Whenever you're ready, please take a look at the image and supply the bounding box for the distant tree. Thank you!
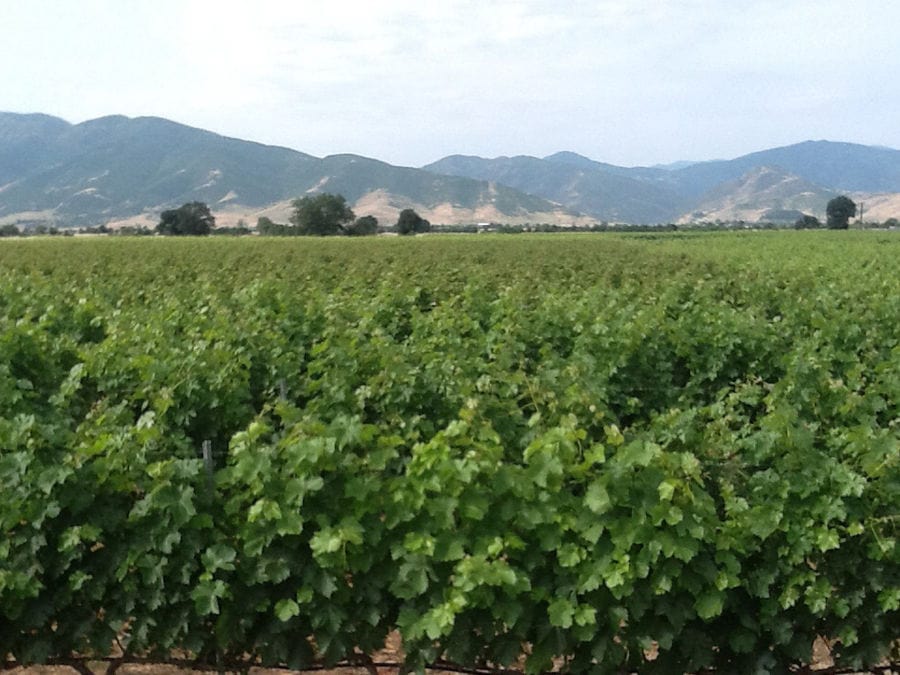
[347,215,379,236]
[115,225,152,236]
[794,214,821,229]
[290,193,355,235]
[884,217,899,228]
[210,225,252,236]
[256,216,278,235]
[257,216,302,236]
[157,201,214,235]
[0,224,20,237]
[396,208,430,235]
[825,196,856,230]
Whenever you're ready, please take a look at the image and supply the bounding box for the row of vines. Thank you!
[0,233,897,673]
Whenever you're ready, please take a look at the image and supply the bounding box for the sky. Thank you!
[2,0,899,168]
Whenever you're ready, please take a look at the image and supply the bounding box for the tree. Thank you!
[825,196,856,230]
[794,214,821,230]
[396,208,430,235]
[256,216,283,235]
[157,201,214,235]
[347,215,379,236]
[290,193,355,235]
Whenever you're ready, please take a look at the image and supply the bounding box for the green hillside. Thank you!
[426,141,900,224]
[0,114,570,227]
[3,111,900,227]
[424,154,685,224]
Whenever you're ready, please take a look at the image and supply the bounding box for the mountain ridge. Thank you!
[426,140,900,223]
[423,153,685,223]
[0,112,576,228]
[678,166,837,224]
[1,112,899,227]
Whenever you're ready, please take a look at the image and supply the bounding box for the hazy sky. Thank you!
[3,1,898,167]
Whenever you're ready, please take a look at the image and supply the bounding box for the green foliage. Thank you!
[794,214,821,229]
[396,208,430,235]
[210,225,251,237]
[256,216,277,233]
[0,233,897,673]
[256,216,299,236]
[347,215,379,236]
[826,195,857,229]
[156,201,215,235]
[289,193,355,236]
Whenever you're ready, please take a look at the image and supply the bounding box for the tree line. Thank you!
[794,195,858,230]
[1,194,881,237]
[153,193,861,236]
[154,194,430,236]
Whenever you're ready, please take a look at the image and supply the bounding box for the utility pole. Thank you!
[859,202,864,224]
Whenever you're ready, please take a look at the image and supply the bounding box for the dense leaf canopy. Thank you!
[289,193,355,235]
[396,208,430,235]
[347,214,379,236]
[826,195,857,229]
[156,201,215,235]
[0,233,897,674]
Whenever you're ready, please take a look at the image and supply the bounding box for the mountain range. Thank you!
[0,113,574,228]
[1,112,899,228]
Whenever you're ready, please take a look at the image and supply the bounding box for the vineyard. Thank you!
[0,232,897,674]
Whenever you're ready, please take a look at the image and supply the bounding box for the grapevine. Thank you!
[0,233,897,674]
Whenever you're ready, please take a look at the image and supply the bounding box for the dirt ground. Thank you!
[6,632,440,675]
[0,635,866,674]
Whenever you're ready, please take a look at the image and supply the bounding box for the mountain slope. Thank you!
[424,154,684,224]
[427,141,900,224]
[3,112,899,227]
[0,113,575,227]
[680,166,836,223]
[0,112,72,184]
[670,140,900,197]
